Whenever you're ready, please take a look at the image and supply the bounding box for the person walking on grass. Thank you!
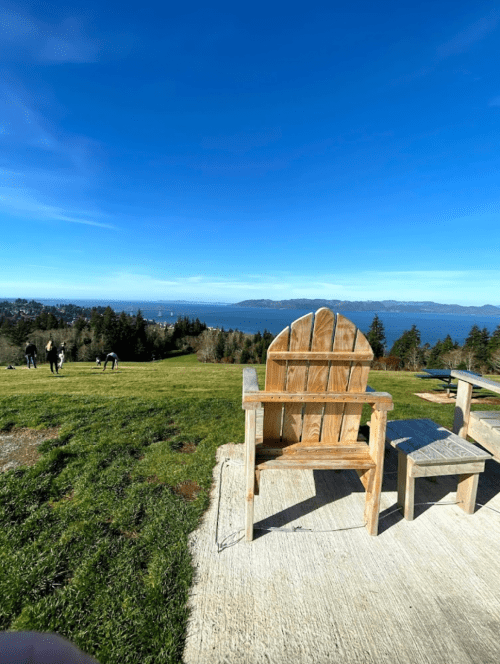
[45,339,59,375]
[25,341,37,369]
[102,352,119,371]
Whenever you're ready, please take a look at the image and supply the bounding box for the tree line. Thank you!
[1,305,499,374]
[0,306,274,366]
[366,314,500,374]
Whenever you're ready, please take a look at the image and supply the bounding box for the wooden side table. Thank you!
[385,419,492,520]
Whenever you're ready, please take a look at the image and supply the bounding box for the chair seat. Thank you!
[256,442,375,470]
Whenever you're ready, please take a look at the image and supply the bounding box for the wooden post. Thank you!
[245,409,257,542]
[453,380,473,438]
[365,407,387,535]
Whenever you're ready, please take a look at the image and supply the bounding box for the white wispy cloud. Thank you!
[0,187,117,229]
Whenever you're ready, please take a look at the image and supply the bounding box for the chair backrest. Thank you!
[262,308,374,445]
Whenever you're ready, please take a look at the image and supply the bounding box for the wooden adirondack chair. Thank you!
[242,308,393,541]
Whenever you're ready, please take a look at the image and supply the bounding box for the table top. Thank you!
[417,369,481,380]
[386,418,492,465]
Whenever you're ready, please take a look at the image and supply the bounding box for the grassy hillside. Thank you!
[0,357,498,663]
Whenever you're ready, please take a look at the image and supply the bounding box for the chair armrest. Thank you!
[451,371,500,396]
[242,367,261,410]
[242,390,393,411]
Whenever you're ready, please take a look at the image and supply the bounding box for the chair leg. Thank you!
[364,467,383,536]
[365,408,387,536]
[244,409,257,542]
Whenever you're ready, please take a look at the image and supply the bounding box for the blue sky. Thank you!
[1,0,499,305]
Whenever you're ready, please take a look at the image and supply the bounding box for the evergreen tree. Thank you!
[478,327,490,366]
[46,312,59,329]
[389,325,421,366]
[102,306,119,350]
[441,334,457,353]
[6,319,32,345]
[73,317,87,333]
[90,308,104,336]
[366,315,386,358]
[215,331,225,361]
[240,348,250,364]
[464,324,489,368]
[426,340,444,369]
[464,325,482,350]
[489,325,500,354]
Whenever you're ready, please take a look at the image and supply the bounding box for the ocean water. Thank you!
[37,299,500,349]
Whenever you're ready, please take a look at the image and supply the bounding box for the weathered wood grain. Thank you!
[341,326,373,443]
[386,419,490,465]
[451,371,500,394]
[301,308,334,443]
[386,418,491,521]
[263,324,289,442]
[244,408,257,541]
[322,314,356,443]
[468,412,500,459]
[267,351,373,361]
[244,390,393,406]
[282,313,313,443]
[364,407,387,534]
[242,367,261,409]
[453,379,473,438]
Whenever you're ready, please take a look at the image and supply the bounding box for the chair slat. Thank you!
[263,325,289,442]
[341,328,373,441]
[282,313,313,443]
[322,314,356,442]
[301,308,335,443]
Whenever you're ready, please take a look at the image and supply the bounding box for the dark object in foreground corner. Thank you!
[0,631,100,664]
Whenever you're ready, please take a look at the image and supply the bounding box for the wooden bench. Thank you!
[385,419,492,520]
[451,371,500,462]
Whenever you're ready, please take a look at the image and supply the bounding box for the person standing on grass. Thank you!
[45,339,59,375]
[102,351,119,371]
[58,341,66,370]
[25,341,37,369]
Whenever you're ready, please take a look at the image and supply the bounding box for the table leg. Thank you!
[457,473,479,514]
[397,452,415,520]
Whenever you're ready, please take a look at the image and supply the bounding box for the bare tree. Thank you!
[462,348,476,371]
[440,349,463,370]
[490,349,500,375]
[406,346,422,371]
[196,328,219,363]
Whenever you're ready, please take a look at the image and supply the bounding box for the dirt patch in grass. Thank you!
[146,474,165,485]
[0,427,61,474]
[172,480,201,501]
[174,441,197,453]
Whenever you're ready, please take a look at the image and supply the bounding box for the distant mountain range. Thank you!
[233,299,500,316]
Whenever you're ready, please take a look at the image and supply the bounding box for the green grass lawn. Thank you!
[1,358,499,663]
